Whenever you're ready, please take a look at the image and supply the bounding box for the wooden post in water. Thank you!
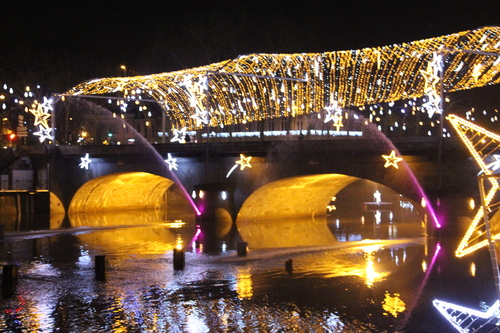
[95,255,106,281]
[173,249,185,270]
[237,242,248,257]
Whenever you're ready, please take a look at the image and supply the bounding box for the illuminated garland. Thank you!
[433,299,500,332]
[67,26,500,132]
[448,114,500,257]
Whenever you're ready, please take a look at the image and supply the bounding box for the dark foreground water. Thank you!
[0,218,498,332]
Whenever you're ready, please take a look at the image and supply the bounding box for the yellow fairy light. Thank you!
[448,114,500,257]
[65,27,500,131]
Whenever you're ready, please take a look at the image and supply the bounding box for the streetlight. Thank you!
[120,65,126,77]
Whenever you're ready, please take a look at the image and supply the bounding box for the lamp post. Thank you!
[120,65,126,77]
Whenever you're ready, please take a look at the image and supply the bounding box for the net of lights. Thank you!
[67,26,500,136]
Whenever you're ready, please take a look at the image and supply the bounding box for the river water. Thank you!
[0,211,497,332]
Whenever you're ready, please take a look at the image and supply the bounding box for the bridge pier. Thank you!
[193,182,235,253]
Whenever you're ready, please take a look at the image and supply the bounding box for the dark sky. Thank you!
[1,0,499,94]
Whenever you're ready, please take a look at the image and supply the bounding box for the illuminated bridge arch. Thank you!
[68,172,195,227]
[236,174,425,249]
[67,26,500,130]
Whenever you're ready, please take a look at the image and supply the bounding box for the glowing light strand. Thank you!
[448,114,500,257]
[66,27,500,131]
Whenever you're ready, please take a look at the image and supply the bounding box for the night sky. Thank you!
[1,0,500,101]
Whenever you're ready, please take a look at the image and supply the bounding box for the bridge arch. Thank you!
[68,172,196,227]
[236,174,424,248]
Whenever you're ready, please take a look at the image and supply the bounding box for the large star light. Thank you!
[170,127,187,143]
[79,153,92,170]
[29,103,51,129]
[448,114,500,257]
[382,150,403,169]
[226,154,253,178]
[33,126,53,143]
[165,153,178,171]
[420,52,442,117]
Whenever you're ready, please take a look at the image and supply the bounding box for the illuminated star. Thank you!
[448,114,500,257]
[40,96,53,113]
[382,150,403,169]
[421,94,441,118]
[165,153,178,171]
[235,154,252,170]
[191,110,209,127]
[33,126,53,143]
[79,153,92,170]
[29,103,51,129]
[170,127,187,143]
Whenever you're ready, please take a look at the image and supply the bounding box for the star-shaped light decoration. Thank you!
[165,153,178,171]
[235,154,252,170]
[33,126,53,143]
[226,154,253,178]
[170,127,187,143]
[29,103,51,129]
[420,52,442,117]
[324,103,344,131]
[191,109,209,127]
[448,114,500,257]
[40,96,53,113]
[382,150,403,169]
[79,153,92,170]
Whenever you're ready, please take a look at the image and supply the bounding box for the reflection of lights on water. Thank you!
[469,197,475,210]
[235,268,253,299]
[360,244,382,287]
[400,201,414,210]
[165,220,185,228]
[186,311,210,333]
[388,224,397,239]
[77,247,91,268]
[336,219,340,228]
[422,260,427,272]
[375,210,381,224]
[382,292,406,317]
[421,198,427,208]
[389,212,393,221]
[176,235,183,250]
[470,262,476,276]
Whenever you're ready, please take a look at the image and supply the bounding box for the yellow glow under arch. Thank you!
[236,174,359,248]
[69,172,174,213]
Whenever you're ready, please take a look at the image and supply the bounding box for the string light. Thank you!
[66,27,500,133]
[448,114,500,257]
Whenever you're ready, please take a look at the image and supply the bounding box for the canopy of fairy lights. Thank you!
[67,26,500,130]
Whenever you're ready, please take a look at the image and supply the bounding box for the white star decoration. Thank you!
[420,52,442,117]
[171,127,187,143]
[79,153,92,170]
[33,126,53,143]
[165,153,178,171]
[382,150,403,169]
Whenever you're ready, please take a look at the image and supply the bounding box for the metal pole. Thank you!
[438,53,445,192]
[478,174,500,298]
